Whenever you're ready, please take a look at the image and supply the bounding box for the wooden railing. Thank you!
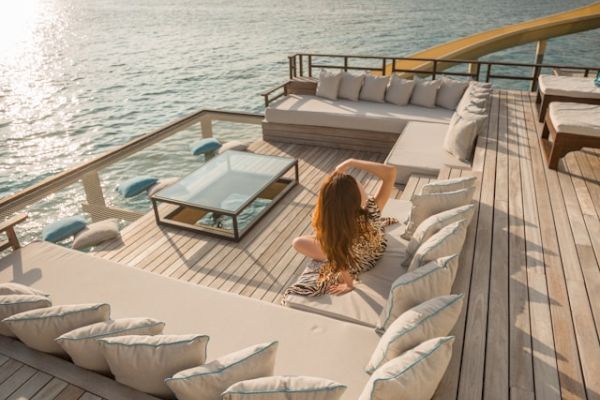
[0,110,263,224]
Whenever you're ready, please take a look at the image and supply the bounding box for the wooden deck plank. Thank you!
[5,371,52,400]
[0,365,36,400]
[30,378,69,400]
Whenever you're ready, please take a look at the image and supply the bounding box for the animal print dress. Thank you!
[283,197,397,300]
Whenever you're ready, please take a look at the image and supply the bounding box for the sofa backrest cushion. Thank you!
[360,75,389,103]
[410,77,442,108]
[316,70,343,100]
[338,72,364,101]
[407,220,468,272]
[385,75,415,106]
[436,77,469,110]
[444,112,485,161]
[222,376,347,400]
[0,295,52,337]
[420,176,476,195]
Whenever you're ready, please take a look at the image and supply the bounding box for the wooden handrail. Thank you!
[0,213,27,252]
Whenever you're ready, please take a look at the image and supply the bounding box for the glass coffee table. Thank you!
[150,150,299,241]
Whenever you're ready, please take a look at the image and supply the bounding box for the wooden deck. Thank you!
[70,89,600,400]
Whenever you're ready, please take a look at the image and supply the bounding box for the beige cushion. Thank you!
[56,317,165,373]
[410,78,442,108]
[359,336,454,400]
[99,334,209,399]
[367,294,463,374]
[72,219,120,250]
[408,220,468,272]
[3,303,110,355]
[436,78,469,110]
[266,95,453,134]
[0,283,48,297]
[548,102,600,137]
[407,204,476,259]
[385,76,415,106]
[359,75,389,103]
[538,74,600,99]
[443,112,482,161]
[377,255,457,332]
[0,295,52,337]
[166,341,278,400]
[403,186,475,239]
[315,70,342,101]
[222,376,347,400]
[147,177,180,197]
[338,72,364,101]
[420,176,476,195]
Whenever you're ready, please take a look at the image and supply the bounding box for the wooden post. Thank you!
[531,40,547,91]
[81,171,106,222]
[468,62,479,79]
[201,118,213,138]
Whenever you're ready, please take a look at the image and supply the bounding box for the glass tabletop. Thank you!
[153,150,296,213]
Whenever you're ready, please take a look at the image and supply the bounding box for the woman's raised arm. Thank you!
[335,159,396,210]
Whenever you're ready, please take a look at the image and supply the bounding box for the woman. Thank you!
[285,158,397,297]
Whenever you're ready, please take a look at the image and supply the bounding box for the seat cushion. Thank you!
[548,102,600,138]
[538,75,600,99]
[385,122,471,184]
[222,376,347,400]
[266,95,454,134]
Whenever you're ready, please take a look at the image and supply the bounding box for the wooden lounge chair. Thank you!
[541,102,600,169]
[536,74,600,122]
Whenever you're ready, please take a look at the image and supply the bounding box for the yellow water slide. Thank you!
[392,1,600,73]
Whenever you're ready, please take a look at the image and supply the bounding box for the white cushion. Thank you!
[385,122,471,184]
[166,341,278,400]
[0,295,52,337]
[0,283,48,297]
[359,75,389,103]
[367,294,463,373]
[266,95,454,134]
[548,102,600,137]
[99,334,209,399]
[407,204,476,260]
[377,255,457,332]
[72,219,120,250]
[315,70,342,101]
[222,376,347,400]
[147,177,180,196]
[443,112,482,161]
[338,72,364,101]
[538,74,600,99]
[385,75,415,106]
[420,176,476,195]
[410,78,442,108]
[56,317,165,373]
[359,336,454,400]
[408,220,468,272]
[436,78,469,110]
[403,187,475,239]
[3,303,110,355]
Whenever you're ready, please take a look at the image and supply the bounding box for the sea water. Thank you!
[1,0,599,243]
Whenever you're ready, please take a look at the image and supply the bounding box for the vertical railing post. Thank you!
[530,40,547,91]
[344,56,348,72]
[382,58,387,75]
[288,56,293,79]
[432,60,437,80]
[468,62,479,80]
[308,55,313,77]
[299,55,303,77]
[391,58,396,74]
[486,63,492,82]
[201,117,213,138]
[81,171,106,222]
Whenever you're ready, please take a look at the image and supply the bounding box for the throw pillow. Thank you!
[407,220,468,272]
[338,72,364,101]
[0,295,52,337]
[222,376,347,400]
[166,342,278,400]
[72,218,120,250]
[315,70,342,100]
[3,303,110,355]
[410,77,442,108]
[367,294,463,373]
[385,75,415,105]
[359,337,454,400]
[56,317,165,373]
[359,75,389,103]
[436,77,469,110]
[377,255,457,333]
[99,334,209,399]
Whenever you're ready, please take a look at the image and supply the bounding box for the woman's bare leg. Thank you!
[292,235,327,261]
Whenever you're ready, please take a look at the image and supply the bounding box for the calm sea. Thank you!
[1,0,599,242]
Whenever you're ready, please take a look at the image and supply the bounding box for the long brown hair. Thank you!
[313,172,369,276]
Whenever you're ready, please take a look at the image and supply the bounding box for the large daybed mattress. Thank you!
[265,94,454,133]
[0,241,380,399]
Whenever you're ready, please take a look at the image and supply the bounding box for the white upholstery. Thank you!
[385,122,471,184]
[0,242,381,399]
[538,75,600,99]
[315,70,342,100]
[266,95,454,134]
[548,102,600,138]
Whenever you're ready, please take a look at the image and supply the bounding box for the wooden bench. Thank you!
[540,102,600,169]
